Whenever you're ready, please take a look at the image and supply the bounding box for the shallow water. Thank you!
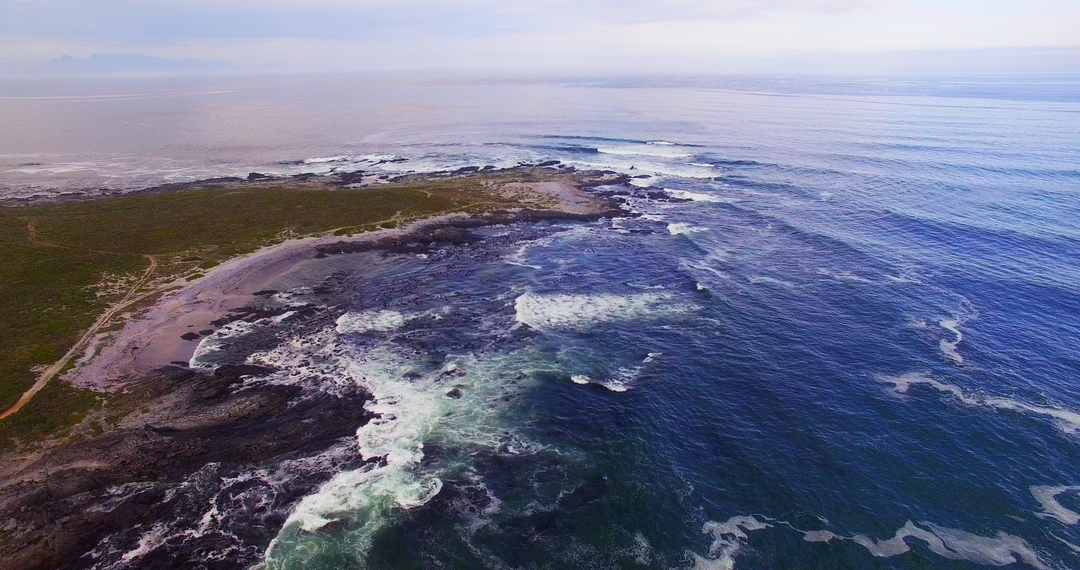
[5,74,1080,569]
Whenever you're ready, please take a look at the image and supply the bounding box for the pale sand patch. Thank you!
[72,213,470,390]
[70,176,615,391]
[498,181,606,215]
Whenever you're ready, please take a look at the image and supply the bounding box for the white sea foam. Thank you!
[601,380,629,392]
[886,274,923,284]
[504,243,543,270]
[748,275,797,289]
[360,153,400,162]
[817,268,873,284]
[695,514,1050,570]
[188,321,255,371]
[513,291,693,331]
[597,146,691,158]
[878,372,1080,434]
[563,158,718,183]
[1031,485,1080,524]
[693,515,771,570]
[265,341,548,567]
[666,188,727,203]
[643,352,662,363]
[668,223,708,236]
[503,226,593,269]
[802,530,837,542]
[939,318,965,363]
[121,523,170,561]
[335,310,408,334]
[569,373,629,392]
[846,521,1049,570]
[302,155,350,164]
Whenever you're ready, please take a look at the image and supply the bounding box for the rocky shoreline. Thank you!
[0,365,375,570]
[0,165,638,569]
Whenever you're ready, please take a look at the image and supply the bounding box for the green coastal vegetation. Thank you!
[0,173,532,449]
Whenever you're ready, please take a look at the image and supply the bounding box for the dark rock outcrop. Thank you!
[0,366,373,570]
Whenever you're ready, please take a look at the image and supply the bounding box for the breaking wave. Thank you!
[513,291,694,331]
[666,188,727,203]
[335,310,409,334]
[261,334,548,568]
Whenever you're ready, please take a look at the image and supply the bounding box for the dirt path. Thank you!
[0,225,159,422]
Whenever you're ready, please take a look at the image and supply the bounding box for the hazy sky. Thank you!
[1,0,1079,73]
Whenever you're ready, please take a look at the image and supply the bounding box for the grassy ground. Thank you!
[0,174,522,448]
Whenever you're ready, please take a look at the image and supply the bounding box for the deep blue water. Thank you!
[4,74,1080,569]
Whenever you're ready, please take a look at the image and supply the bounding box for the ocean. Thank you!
[3,73,1080,569]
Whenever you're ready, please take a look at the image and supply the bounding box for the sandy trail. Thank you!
[0,252,157,421]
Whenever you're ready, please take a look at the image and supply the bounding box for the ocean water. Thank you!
[3,74,1080,569]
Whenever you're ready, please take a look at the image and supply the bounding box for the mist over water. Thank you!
[5,74,1080,569]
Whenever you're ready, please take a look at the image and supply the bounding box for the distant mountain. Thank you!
[41,54,235,76]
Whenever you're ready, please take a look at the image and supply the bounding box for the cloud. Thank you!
[0,0,1078,72]
[0,0,900,42]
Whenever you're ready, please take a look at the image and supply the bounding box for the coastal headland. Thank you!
[0,164,631,569]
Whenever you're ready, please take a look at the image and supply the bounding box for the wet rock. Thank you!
[180,332,200,341]
[0,366,374,570]
[213,364,275,379]
[446,388,463,399]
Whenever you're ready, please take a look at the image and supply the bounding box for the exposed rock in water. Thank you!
[0,366,373,570]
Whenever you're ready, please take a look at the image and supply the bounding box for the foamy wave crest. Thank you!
[335,310,408,334]
[188,321,255,371]
[302,155,351,164]
[666,188,727,203]
[265,342,547,567]
[668,223,708,236]
[272,347,449,541]
[597,145,691,158]
[1031,486,1080,525]
[514,291,694,331]
[879,373,1080,434]
[568,374,628,392]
